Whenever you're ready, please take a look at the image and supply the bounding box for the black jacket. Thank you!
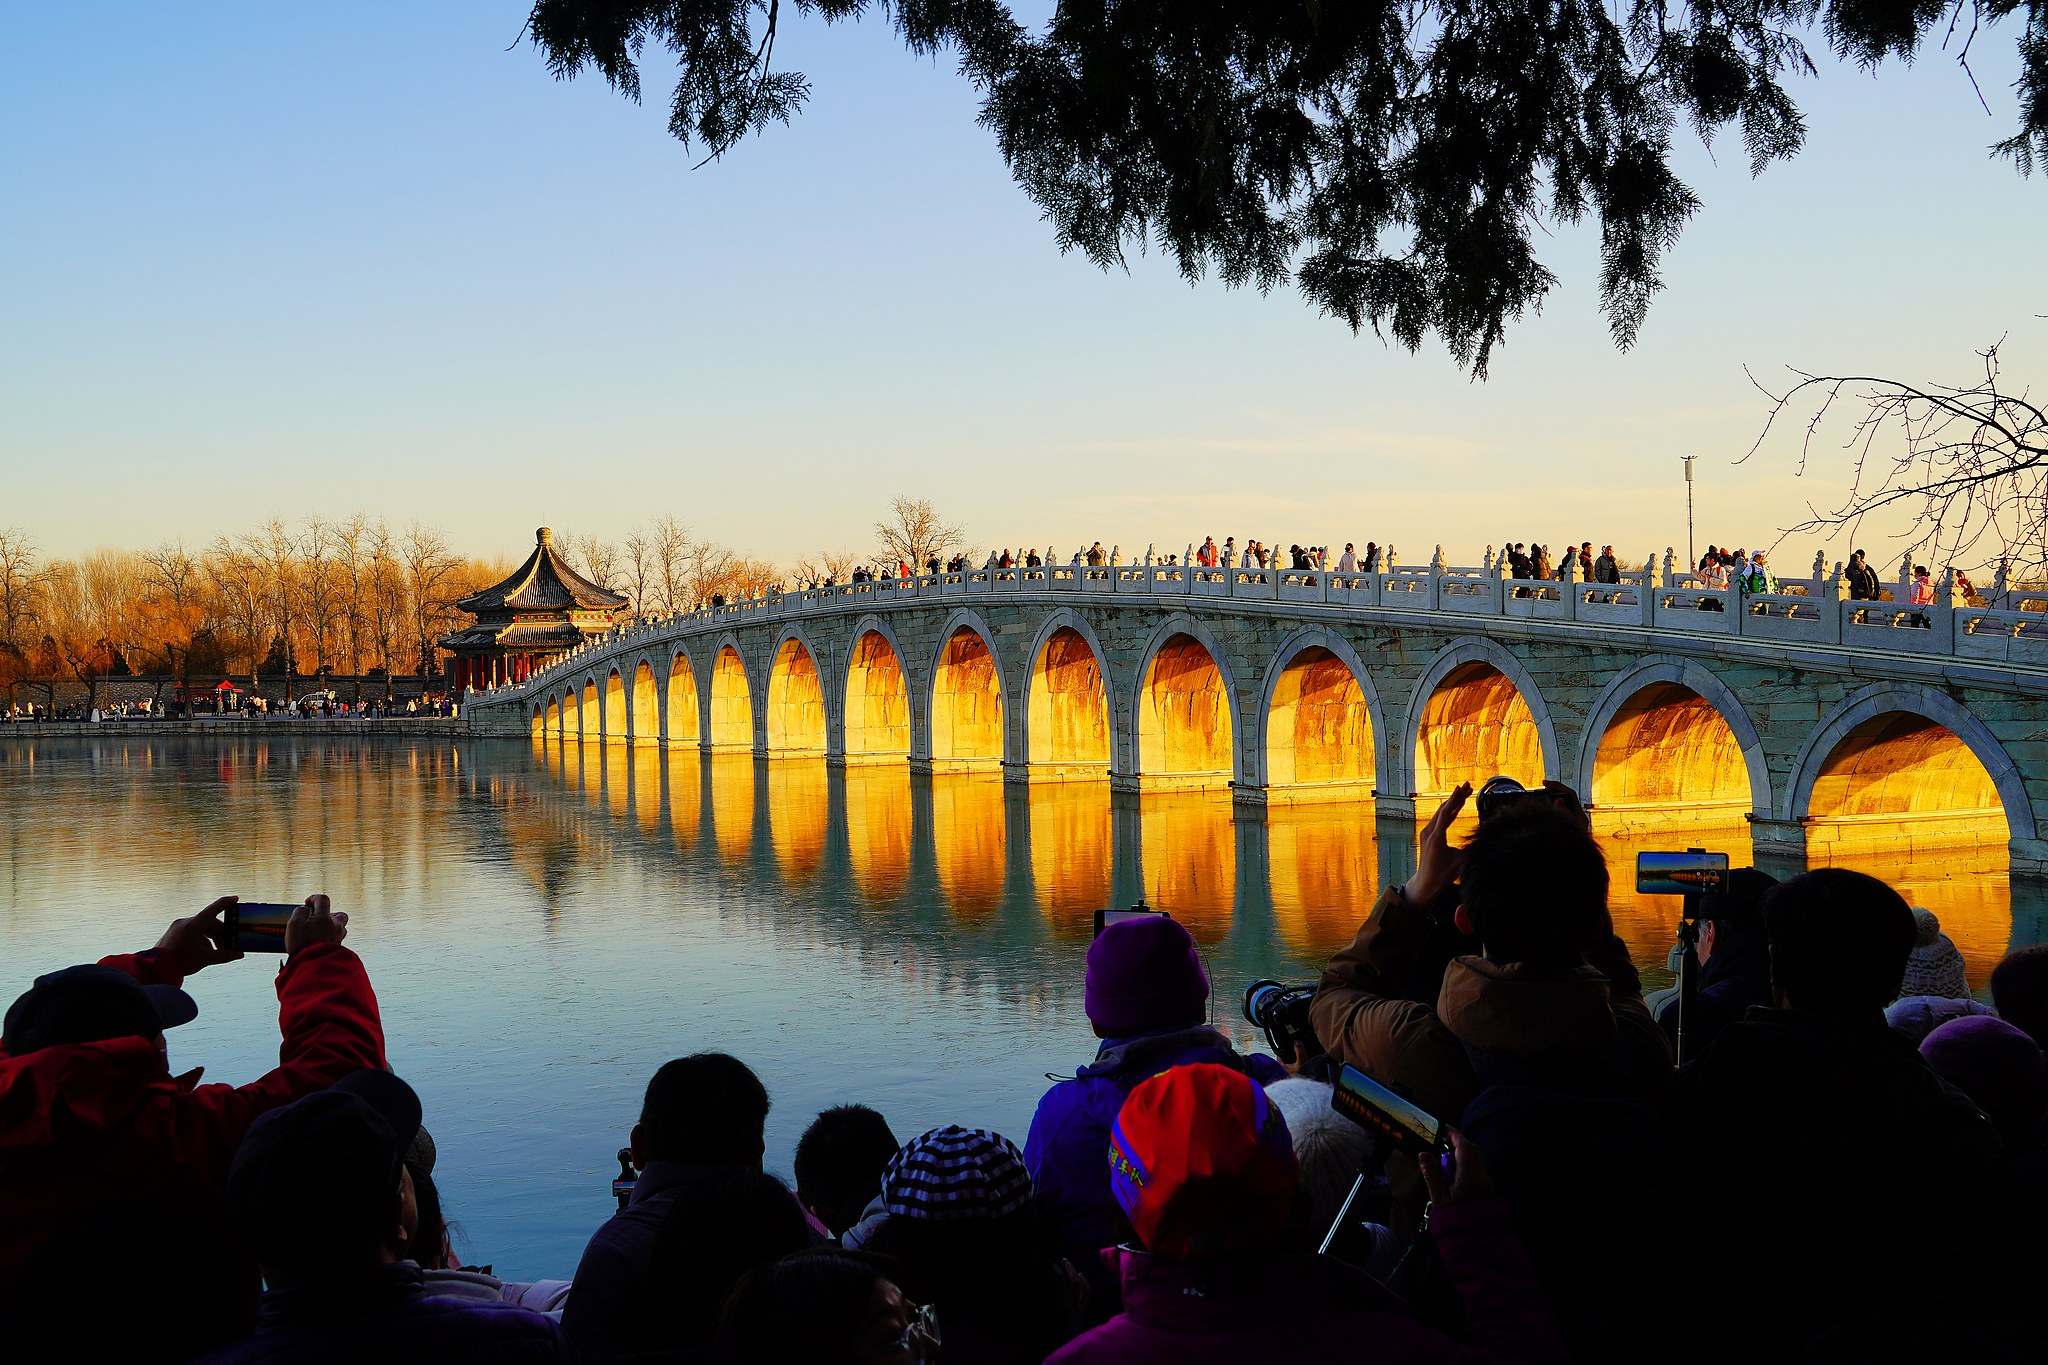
[1653,917,1772,1055]
[1668,1009,2013,1362]
[563,1160,729,1362]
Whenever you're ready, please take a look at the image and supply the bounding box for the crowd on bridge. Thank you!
[5,783,2047,1364]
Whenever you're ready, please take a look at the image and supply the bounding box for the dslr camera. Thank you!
[1242,979,1324,1061]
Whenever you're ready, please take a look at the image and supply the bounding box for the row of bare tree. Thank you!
[0,518,505,712]
[0,498,975,711]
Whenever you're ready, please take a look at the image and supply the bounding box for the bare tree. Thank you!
[568,533,621,594]
[207,538,269,681]
[330,513,376,701]
[874,496,966,572]
[1749,340,2048,587]
[137,540,217,709]
[0,528,50,707]
[650,514,696,614]
[241,517,303,703]
[621,529,655,619]
[366,523,405,702]
[301,517,343,681]
[793,548,863,586]
[400,523,462,679]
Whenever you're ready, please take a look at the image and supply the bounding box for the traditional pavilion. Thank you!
[440,527,628,692]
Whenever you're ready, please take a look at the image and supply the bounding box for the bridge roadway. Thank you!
[462,558,2048,879]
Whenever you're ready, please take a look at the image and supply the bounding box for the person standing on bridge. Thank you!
[1337,543,1358,572]
[1197,537,1219,567]
[1086,542,1105,567]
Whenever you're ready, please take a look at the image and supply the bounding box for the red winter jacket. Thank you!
[0,944,386,1293]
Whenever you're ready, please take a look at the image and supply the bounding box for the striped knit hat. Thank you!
[882,1126,1032,1221]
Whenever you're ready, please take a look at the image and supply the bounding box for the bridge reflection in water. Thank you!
[532,735,2029,991]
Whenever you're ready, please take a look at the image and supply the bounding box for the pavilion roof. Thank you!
[456,528,628,615]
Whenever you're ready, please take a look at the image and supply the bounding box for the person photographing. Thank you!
[0,895,386,1295]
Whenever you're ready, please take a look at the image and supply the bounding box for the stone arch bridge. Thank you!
[463,561,2048,878]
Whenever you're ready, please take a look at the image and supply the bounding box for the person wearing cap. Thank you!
[200,1070,568,1364]
[1045,1063,1565,1364]
[0,895,386,1296]
[862,1125,1085,1360]
[1024,916,1285,1319]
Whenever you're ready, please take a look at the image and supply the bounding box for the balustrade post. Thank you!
[1934,567,1959,653]
[1639,554,1657,628]
[1562,553,1582,620]
[1825,562,1848,645]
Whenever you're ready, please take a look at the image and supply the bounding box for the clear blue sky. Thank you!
[3,3,2042,571]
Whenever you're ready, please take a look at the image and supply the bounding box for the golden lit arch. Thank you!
[931,627,1003,769]
[580,680,598,741]
[1806,712,2005,853]
[766,638,827,754]
[1028,626,1110,779]
[844,630,910,762]
[604,669,626,740]
[1138,633,1234,791]
[708,646,754,749]
[1589,683,1749,829]
[1412,661,1542,795]
[632,661,658,746]
[667,654,700,747]
[1265,646,1373,802]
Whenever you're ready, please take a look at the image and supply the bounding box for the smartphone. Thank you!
[1092,904,1170,939]
[227,902,296,953]
[1636,850,1730,897]
[1330,1063,1448,1157]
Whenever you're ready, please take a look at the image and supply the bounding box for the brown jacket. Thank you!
[1310,885,1672,1238]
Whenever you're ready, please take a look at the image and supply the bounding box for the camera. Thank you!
[612,1147,637,1210]
[1242,979,1323,1061]
[1474,775,1553,823]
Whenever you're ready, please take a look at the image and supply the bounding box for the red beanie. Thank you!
[1109,1062,1297,1259]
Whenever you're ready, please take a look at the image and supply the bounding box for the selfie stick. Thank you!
[1674,846,1705,1067]
[1319,1170,1370,1256]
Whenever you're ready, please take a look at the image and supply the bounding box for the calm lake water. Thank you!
[0,734,2025,1278]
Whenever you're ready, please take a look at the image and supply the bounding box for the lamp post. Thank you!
[1681,455,1697,574]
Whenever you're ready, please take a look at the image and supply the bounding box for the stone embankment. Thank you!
[2,719,467,739]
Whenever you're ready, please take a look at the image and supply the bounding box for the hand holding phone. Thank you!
[1419,1129,1496,1206]
[225,896,347,954]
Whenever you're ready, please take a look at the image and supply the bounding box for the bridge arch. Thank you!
[1574,656,1769,821]
[1132,613,1241,792]
[706,635,757,750]
[766,628,828,755]
[927,609,1008,770]
[531,701,544,742]
[603,668,627,741]
[1401,637,1558,797]
[1024,609,1114,780]
[842,615,912,763]
[1785,683,2034,848]
[1256,628,1385,801]
[664,649,700,746]
[581,677,599,741]
[630,658,658,745]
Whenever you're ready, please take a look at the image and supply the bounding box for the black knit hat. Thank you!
[883,1126,1031,1221]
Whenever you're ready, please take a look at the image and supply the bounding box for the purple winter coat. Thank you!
[1045,1200,1566,1365]
[1023,1025,1286,1309]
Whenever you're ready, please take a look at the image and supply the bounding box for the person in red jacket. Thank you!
[0,894,386,1294]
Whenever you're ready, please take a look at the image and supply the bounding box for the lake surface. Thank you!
[0,733,2022,1278]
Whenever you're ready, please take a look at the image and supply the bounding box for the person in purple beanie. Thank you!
[1022,916,1286,1322]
